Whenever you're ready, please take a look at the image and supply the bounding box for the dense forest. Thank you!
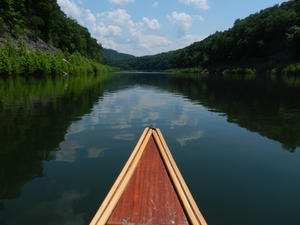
[1,0,300,75]
[101,48,135,69]
[170,0,300,70]
[0,0,102,61]
[0,0,113,76]
[109,0,300,73]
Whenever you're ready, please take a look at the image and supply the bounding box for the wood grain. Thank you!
[89,127,208,225]
[89,128,152,225]
[108,136,189,225]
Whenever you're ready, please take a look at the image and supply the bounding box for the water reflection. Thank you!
[8,190,86,225]
[0,74,111,210]
[177,130,204,146]
[56,140,84,162]
[86,148,106,158]
[109,73,300,151]
[0,73,300,225]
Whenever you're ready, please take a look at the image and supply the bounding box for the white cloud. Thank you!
[181,34,205,43]
[108,0,135,4]
[179,0,209,10]
[58,0,83,17]
[58,0,205,55]
[96,25,122,37]
[167,11,204,37]
[100,39,118,49]
[167,11,193,34]
[85,9,96,24]
[142,17,161,30]
[107,9,131,24]
[94,9,168,55]
[139,35,172,49]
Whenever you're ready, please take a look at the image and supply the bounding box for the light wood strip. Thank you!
[89,128,152,225]
[152,129,208,225]
[156,129,204,223]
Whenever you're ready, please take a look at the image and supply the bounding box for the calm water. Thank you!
[0,73,300,225]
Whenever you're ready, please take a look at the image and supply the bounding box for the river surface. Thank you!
[0,73,300,225]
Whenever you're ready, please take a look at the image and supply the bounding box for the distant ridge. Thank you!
[101,48,135,69]
[107,0,300,72]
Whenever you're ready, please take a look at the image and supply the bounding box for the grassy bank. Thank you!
[0,40,114,76]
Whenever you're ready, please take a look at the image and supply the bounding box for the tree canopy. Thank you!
[0,0,103,62]
[108,0,300,71]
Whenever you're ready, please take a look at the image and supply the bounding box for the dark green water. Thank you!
[0,73,300,225]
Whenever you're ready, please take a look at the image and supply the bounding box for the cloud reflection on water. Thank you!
[113,133,136,141]
[56,140,84,162]
[87,148,106,158]
[57,86,206,163]
[8,190,86,225]
[176,130,204,146]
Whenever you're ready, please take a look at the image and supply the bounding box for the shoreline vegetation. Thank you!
[0,0,116,77]
[0,39,114,76]
[1,0,299,80]
[166,65,300,87]
[102,0,300,78]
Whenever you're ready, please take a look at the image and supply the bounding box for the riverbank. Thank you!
[0,39,114,76]
[166,64,300,86]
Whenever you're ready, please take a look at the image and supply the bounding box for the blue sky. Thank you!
[58,0,288,56]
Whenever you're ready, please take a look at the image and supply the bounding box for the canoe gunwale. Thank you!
[89,128,152,225]
[153,129,207,225]
[89,127,208,225]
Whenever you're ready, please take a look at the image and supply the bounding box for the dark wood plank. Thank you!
[108,136,189,225]
[107,223,166,225]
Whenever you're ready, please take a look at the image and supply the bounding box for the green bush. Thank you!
[282,63,300,75]
[222,68,256,80]
[281,63,300,87]
[0,40,113,76]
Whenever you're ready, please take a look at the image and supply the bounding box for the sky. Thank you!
[57,0,288,56]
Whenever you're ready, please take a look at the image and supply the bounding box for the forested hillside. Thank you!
[113,0,300,72]
[101,49,135,69]
[0,0,114,76]
[0,0,103,61]
[170,0,300,70]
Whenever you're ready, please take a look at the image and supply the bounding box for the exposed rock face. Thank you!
[0,29,56,53]
[22,33,56,53]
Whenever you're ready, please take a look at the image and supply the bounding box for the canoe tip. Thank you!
[148,124,156,130]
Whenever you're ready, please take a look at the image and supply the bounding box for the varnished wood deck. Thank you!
[90,128,208,225]
[108,136,189,225]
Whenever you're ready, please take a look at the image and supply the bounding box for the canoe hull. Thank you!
[90,128,208,225]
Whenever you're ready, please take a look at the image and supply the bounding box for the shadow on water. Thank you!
[0,74,111,209]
